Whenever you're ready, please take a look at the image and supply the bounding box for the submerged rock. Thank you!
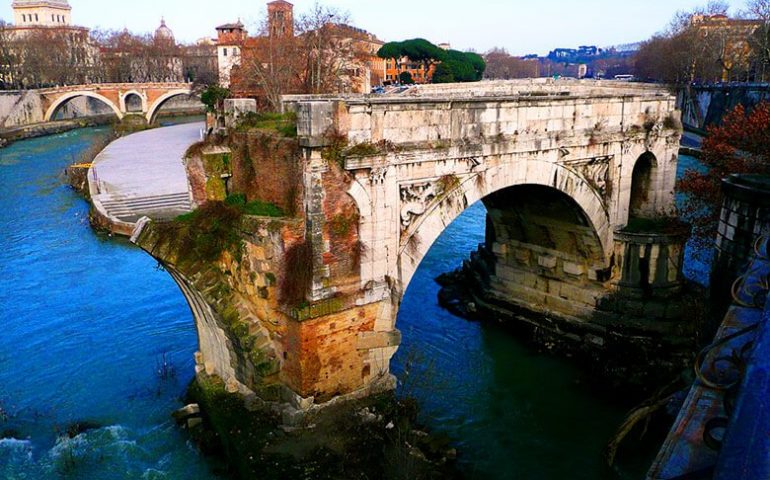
[65,421,102,438]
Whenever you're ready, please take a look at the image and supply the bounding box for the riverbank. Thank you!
[0,109,204,148]
[0,115,114,146]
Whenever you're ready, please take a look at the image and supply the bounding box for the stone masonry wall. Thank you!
[231,131,303,215]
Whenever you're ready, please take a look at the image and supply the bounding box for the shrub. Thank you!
[201,85,230,112]
[171,202,244,263]
[225,193,285,217]
[236,111,297,137]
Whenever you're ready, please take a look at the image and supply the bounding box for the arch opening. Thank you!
[47,92,122,122]
[124,93,144,113]
[395,162,612,293]
[389,187,642,479]
[146,91,204,124]
[629,152,657,220]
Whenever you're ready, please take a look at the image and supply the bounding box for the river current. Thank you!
[0,125,702,479]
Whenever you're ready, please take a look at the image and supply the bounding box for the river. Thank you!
[0,124,703,479]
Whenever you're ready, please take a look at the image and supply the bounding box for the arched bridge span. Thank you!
[38,82,198,123]
[134,80,692,415]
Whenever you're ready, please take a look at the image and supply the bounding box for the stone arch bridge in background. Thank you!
[39,82,196,124]
[0,82,200,132]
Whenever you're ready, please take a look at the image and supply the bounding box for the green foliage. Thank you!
[225,194,285,217]
[171,202,244,263]
[377,38,447,63]
[432,50,486,83]
[200,85,230,112]
[345,142,380,157]
[203,152,231,176]
[461,51,486,80]
[236,111,297,137]
[399,71,414,84]
[321,133,349,168]
[206,177,228,201]
[329,213,357,237]
[242,201,285,217]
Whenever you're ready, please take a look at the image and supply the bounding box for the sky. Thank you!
[0,0,745,55]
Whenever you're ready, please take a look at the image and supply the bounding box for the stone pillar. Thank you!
[712,175,770,304]
[611,226,689,300]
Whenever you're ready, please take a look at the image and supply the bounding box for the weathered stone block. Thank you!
[357,330,402,350]
[563,261,585,276]
[538,255,558,269]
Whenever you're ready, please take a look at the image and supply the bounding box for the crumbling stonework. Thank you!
[136,79,693,414]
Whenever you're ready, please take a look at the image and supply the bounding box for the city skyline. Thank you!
[0,0,733,55]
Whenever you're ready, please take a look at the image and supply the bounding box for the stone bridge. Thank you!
[0,82,198,131]
[135,80,693,417]
[38,82,196,123]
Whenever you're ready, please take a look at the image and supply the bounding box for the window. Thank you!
[223,48,228,56]
[22,14,26,22]
[52,14,55,21]
[35,14,38,21]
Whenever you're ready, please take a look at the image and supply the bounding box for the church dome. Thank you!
[155,18,175,42]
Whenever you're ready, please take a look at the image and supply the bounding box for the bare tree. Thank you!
[234,1,371,110]
[746,0,770,81]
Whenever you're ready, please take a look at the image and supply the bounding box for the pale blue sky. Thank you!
[0,0,743,54]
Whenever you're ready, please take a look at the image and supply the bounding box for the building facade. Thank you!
[217,1,386,94]
[215,21,246,87]
[11,0,71,27]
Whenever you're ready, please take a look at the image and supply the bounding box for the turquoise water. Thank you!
[0,127,699,479]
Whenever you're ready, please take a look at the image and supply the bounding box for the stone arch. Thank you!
[145,89,197,123]
[397,160,611,289]
[629,152,658,220]
[44,91,123,122]
[120,90,147,113]
[347,180,372,219]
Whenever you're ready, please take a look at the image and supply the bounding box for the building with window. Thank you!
[217,1,386,94]
[11,0,71,27]
[3,0,98,87]
[215,21,247,87]
[690,14,762,82]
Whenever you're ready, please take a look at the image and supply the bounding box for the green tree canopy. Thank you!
[399,71,414,84]
[432,50,486,83]
[200,85,230,112]
[377,38,447,63]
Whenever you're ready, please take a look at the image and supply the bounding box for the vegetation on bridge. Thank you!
[235,111,297,137]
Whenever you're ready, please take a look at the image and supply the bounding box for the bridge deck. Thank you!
[88,122,202,232]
